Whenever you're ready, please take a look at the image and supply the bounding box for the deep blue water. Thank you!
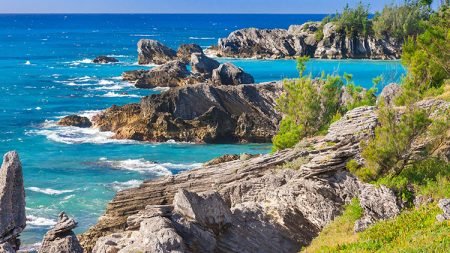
[0,14,406,247]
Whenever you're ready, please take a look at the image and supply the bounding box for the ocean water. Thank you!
[0,14,406,247]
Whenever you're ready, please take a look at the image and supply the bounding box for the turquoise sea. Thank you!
[0,14,406,247]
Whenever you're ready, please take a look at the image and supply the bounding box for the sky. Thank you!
[0,0,441,14]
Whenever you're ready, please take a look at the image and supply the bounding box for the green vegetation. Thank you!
[272,57,376,151]
[372,1,431,41]
[304,202,450,252]
[332,3,371,37]
[398,6,450,104]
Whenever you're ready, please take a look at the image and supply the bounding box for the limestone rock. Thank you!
[190,53,220,75]
[92,216,186,253]
[137,39,177,65]
[177,44,203,63]
[92,56,118,64]
[211,63,254,86]
[39,212,83,253]
[218,22,401,59]
[204,154,240,166]
[173,189,232,231]
[92,82,281,143]
[354,185,402,232]
[377,83,401,106]
[124,60,191,89]
[58,115,92,128]
[436,198,450,222]
[0,151,26,252]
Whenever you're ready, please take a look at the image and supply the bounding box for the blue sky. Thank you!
[0,0,441,14]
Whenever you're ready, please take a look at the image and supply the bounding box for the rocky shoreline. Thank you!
[210,22,402,59]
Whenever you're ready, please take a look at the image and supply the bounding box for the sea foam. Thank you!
[26,187,75,195]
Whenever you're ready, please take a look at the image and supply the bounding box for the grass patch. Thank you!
[302,198,363,252]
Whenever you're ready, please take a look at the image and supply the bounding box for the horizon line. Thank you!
[0,12,333,15]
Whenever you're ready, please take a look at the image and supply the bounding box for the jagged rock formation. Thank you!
[377,83,401,106]
[190,53,220,75]
[58,115,92,128]
[81,99,448,252]
[39,212,83,253]
[128,40,254,88]
[436,199,450,222]
[0,151,26,252]
[137,39,177,65]
[92,56,118,64]
[211,63,255,86]
[91,82,282,143]
[124,60,192,89]
[216,22,401,59]
[204,153,259,166]
[354,185,402,232]
[178,44,204,63]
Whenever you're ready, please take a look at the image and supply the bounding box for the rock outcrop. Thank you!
[124,60,192,89]
[217,22,402,59]
[92,56,118,64]
[92,82,282,143]
[137,39,177,65]
[354,185,402,232]
[190,52,220,76]
[58,115,92,128]
[0,151,26,252]
[211,63,255,86]
[177,44,204,63]
[436,199,450,222]
[39,212,83,253]
[377,83,401,106]
[80,105,379,252]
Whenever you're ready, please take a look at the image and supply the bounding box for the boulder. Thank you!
[436,198,450,222]
[137,39,177,65]
[92,56,118,64]
[377,83,401,106]
[211,63,255,86]
[58,115,92,128]
[173,189,232,231]
[0,151,26,252]
[190,53,220,75]
[91,82,281,143]
[354,185,402,232]
[124,60,191,89]
[177,44,203,63]
[38,212,83,253]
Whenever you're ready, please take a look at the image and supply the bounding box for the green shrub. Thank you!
[333,2,371,37]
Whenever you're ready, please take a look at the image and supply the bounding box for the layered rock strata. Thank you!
[216,22,401,59]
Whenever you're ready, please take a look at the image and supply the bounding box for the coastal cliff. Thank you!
[91,82,282,143]
[214,22,401,59]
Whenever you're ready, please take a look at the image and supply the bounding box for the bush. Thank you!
[333,2,371,37]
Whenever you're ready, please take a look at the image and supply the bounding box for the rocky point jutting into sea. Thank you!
[210,22,402,59]
[2,93,447,252]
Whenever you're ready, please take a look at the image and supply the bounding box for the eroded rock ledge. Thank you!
[213,22,402,59]
[91,82,282,143]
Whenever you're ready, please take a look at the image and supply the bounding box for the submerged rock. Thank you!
[177,43,204,63]
[39,212,83,253]
[137,39,177,65]
[92,56,118,64]
[58,115,92,128]
[0,151,26,252]
[211,63,255,86]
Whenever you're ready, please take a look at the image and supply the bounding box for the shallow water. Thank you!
[0,14,406,246]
